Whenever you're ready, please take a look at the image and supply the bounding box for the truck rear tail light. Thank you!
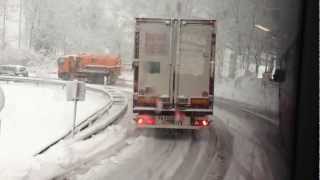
[136,115,156,125]
[194,120,201,126]
[194,119,210,127]
[146,118,156,125]
[137,118,144,124]
[202,120,209,126]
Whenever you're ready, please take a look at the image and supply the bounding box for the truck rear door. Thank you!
[175,20,215,107]
[135,18,173,100]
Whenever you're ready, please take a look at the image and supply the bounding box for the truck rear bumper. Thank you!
[133,106,213,115]
[136,124,208,130]
[134,113,211,130]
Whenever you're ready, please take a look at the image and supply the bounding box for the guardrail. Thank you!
[0,75,128,155]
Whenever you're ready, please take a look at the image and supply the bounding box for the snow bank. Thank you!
[74,135,147,180]
[13,125,127,180]
[215,75,279,115]
[213,106,289,180]
[0,82,108,179]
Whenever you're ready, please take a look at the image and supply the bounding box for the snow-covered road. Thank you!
[60,89,288,180]
[0,82,108,174]
[0,82,289,180]
[55,90,217,180]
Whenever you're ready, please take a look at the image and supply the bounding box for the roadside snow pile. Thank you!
[215,75,279,114]
[75,135,148,180]
[0,82,108,180]
[0,125,127,180]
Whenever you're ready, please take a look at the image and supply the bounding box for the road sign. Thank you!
[66,80,86,136]
[66,80,86,101]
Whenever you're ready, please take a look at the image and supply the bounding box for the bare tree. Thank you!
[1,0,7,49]
[18,0,22,48]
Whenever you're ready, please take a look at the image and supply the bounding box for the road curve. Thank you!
[59,87,289,180]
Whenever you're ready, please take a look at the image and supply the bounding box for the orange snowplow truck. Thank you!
[57,53,121,84]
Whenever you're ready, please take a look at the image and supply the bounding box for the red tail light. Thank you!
[202,120,209,126]
[136,115,156,125]
[137,118,144,124]
[194,118,209,127]
[146,118,155,125]
[194,120,201,126]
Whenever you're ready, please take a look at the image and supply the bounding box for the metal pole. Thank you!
[72,99,78,136]
[72,81,80,136]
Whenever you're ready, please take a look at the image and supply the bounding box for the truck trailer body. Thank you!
[133,18,216,129]
[57,53,121,84]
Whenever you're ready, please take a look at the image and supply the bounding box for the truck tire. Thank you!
[60,73,70,80]
[96,75,104,84]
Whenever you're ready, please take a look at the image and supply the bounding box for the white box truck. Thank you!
[133,18,216,129]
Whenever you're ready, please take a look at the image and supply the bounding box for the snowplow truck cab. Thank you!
[133,18,216,130]
[57,53,121,84]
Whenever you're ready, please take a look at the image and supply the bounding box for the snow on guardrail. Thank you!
[0,76,128,155]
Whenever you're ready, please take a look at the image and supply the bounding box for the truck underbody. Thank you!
[59,68,119,84]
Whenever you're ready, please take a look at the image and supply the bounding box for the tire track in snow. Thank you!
[149,132,192,180]
[72,131,176,180]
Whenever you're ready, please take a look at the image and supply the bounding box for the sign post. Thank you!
[72,95,78,136]
[66,80,86,136]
